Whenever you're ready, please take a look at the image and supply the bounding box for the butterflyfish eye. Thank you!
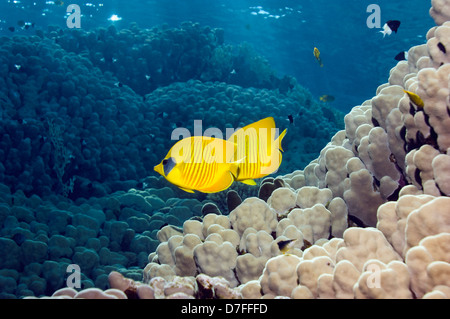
[163,157,176,176]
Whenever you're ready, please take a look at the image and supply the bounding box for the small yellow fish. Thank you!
[314,47,323,67]
[278,239,297,255]
[403,90,424,108]
[227,117,287,186]
[154,136,240,193]
[320,95,335,103]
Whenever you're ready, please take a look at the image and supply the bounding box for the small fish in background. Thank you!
[55,0,65,6]
[145,74,151,80]
[287,114,294,125]
[14,64,22,70]
[314,47,324,67]
[157,111,168,119]
[154,136,242,193]
[16,20,34,30]
[230,69,237,75]
[320,94,335,103]
[395,51,408,61]
[403,90,424,108]
[8,26,15,32]
[114,81,123,88]
[380,20,401,37]
[278,239,297,255]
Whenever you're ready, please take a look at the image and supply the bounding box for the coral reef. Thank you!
[0,23,343,200]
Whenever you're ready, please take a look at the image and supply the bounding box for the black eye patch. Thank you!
[163,157,176,176]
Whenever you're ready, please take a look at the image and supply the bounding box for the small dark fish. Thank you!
[17,20,25,27]
[114,82,123,88]
[287,114,294,125]
[8,26,15,32]
[395,51,408,61]
[438,42,447,54]
[157,111,168,119]
[278,239,297,254]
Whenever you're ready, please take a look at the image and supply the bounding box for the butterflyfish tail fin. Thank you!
[277,129,287,152]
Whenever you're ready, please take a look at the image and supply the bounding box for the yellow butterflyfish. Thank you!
[227,117,287,186]
[154,136,240,193]
[403,90,424,108]
[314,47,323,67]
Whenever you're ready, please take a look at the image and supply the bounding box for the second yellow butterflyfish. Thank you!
[227,117,287,186]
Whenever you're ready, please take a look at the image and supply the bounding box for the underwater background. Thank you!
[0,0,437,298]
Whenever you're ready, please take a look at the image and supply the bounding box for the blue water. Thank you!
[0,0,439,298]
[0,0,434,112]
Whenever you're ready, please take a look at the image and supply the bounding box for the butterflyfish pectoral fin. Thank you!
[179,186,195,193]
[239,179,257,186]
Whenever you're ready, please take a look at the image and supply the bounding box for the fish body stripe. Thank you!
[179,138,225,190]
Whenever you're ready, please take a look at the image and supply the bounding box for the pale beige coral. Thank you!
[406,233,450,298]
[173,234,203,276]
[266,187,297,215]
[157,225,183,242]
[336,228,402,271]
[343,168,385,226]
[377,194,435,257]
[423,285,450,298]
[193,239,239,287]
[296,186,332,209]
[276,205,330,244]
[328,197,348,238]
[428,22,450,67]
[239,280,263,299]
[236,229,279,284]
[74,288,127,299]
[331,260,361,299]
[353,260,413,299]
[430,0,450,25]
[432,153,450,195]
[182,219,203,239]
[229,197,277,236]
[260,254,302,297]
[143,262,176,282]
[297,255,334,298]
[321,146,354,198]
[404,196,450,252]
